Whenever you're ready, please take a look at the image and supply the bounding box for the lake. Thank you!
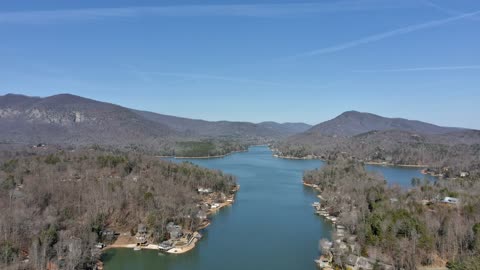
[102,146,431,270]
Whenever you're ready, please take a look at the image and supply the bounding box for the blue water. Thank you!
[366,165,434,188]
[103,146,429,270]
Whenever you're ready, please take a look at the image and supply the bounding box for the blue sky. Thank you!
[1,0,479,128]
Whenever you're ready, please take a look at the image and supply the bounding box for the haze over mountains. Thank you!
[0,93,311,154]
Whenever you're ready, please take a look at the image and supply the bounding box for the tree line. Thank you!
[305,160,480,269]
[276,133,480,177]
[0,148,236,269]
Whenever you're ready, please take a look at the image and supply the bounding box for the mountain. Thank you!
[282,110,477,149]
[133,110,309,138]
[257,121,311,135]
[0,93,309,154]
[276,111,480,174]
[0,94,177,152]
[305,111,464,137]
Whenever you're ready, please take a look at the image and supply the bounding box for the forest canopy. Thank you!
[305,160,480,269]
[0,149,236,270]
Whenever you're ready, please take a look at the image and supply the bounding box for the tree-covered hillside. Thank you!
[0,149,235,269]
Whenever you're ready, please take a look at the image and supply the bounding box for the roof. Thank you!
[138,224,147,232]
[442,197,459,203]
[345,254,358,265]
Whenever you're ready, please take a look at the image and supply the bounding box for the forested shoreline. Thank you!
[304,160,480,269]
[0,148,236,269]
[275,132,480,178]
[173,140,248,157]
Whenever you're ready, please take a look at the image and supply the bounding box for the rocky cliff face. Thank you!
[0,94,175,151]
[0,107,90,125]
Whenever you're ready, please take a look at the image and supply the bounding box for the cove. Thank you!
[102,146,430,270]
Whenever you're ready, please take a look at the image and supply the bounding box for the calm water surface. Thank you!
[103,146,429,270]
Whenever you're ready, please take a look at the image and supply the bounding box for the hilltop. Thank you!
[275,111,480,176]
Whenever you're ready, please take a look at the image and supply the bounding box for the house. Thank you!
[315,255,332,268]
[421,199,430,205]
[346,235,357,244]
[166,222,183,240]
[442,197,460,205]
[196,210,207,221]
[345,254,359,269]
[33,143,46,148]
[336,229,345,238]
[159,240,174,251]
[460,172,470,178]
[356,257,374,270]
[138,224,147,235]
[101,229,116,242]
[344,254,376,270]
[197,187,213,194]
[136,224,148,245]
[319,240,333,253]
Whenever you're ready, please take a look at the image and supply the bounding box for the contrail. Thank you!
[285,9,480,60]
[0,1,418,24]
[353,65,480,73]
[422,0,480,21]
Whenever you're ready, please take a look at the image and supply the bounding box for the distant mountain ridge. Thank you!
[133,110,310,138]
[276,111,479,175]
[305,110,465,137]
[0,93,311,153]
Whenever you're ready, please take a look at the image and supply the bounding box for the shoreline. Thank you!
[305,178,443,269]
[274,154,428,168]
[102,186,239,256]
[273,154,324,160]
[156,149,248,160]
[364,161,427,168]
